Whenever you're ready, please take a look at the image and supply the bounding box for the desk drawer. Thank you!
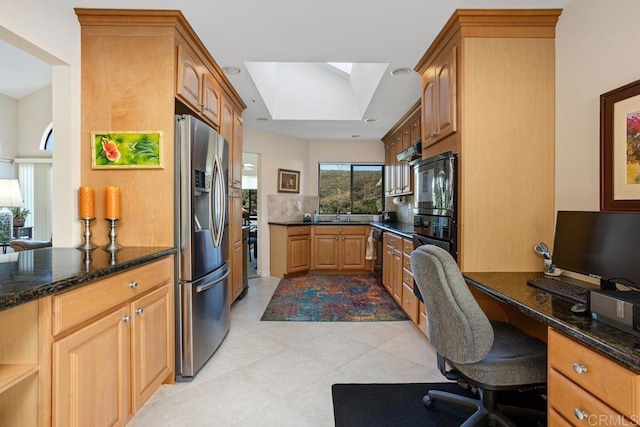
[548,407,573,426]
[52,257,172,336]
[549,369,633,426]
[549,329,640,418]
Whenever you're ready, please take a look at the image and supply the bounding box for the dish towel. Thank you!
[365,229,375,260]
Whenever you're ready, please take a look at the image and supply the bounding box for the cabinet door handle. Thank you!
[129,281,138,288]
[335,237,339,240]
[572,363,587,374]
[136,308,144,315]
[200,103,205,108]
[573,408,589,421]
[122,315,131,323]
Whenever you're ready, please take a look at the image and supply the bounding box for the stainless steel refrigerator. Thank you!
[175,114,230,380]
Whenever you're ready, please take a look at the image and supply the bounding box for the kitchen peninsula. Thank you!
[0,247,175,426]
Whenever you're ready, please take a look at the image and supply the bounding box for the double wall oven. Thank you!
[412,152,458,298]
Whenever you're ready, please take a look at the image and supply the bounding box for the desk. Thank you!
[464,272,640,421]
[464,272,640,372]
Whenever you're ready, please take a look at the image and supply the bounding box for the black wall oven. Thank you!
[412,152,458,301]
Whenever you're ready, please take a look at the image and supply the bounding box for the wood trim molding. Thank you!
[381,99,421,142]
[414,9,562,73]
[75,8,246,111]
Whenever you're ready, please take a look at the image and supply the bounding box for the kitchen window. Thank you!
[318,163,383,214]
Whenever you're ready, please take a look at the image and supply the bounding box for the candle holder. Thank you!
[76,217,97,250]
[81,248,92,272]
[103,218,123,251]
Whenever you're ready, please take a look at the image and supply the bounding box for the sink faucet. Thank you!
[335,207,340,221]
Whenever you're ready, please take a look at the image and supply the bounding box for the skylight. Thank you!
[245,62,388,121]
[326,62,353,75]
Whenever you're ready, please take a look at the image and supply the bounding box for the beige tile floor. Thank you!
[129,276,443,426]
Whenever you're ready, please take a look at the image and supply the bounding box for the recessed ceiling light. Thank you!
[256,117,269,122]
[390,67,412,76]
[351,134,361,138]
[222,66,241,75]
[364,118,378,123]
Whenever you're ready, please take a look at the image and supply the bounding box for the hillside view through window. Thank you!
[318,164,383,214]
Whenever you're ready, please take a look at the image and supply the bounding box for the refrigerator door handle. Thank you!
[209,154,226,247]
[195,267,230,293]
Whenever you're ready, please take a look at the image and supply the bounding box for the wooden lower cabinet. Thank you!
[50,257,174,426]
[381,232,428,337]
[288,234,311,272]
[53,306,130,427]
[269,225,312,277]
[312,226,368,271]
[130,286,172,412]
[229,187,243,302]
[313,234,340,270]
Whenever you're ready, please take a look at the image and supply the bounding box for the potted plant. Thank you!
[10,207,30,227]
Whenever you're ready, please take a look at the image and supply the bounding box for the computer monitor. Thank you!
[552,211,640,290]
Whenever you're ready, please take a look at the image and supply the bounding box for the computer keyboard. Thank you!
[526,277,589,304]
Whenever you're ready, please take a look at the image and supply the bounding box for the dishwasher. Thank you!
[372,228,383,279]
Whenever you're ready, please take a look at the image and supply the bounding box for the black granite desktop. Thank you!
[464,272,640,373]
[0,247,175,312]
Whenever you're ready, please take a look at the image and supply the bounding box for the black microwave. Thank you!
[413,152,457,217]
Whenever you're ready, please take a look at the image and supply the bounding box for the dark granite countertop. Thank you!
[268,221,415,239]
[464,271,640,373]
[269,220,371,226]
[370,222,414,238]
[0,246,176,312]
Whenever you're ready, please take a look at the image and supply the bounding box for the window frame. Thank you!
[317,162,384,215]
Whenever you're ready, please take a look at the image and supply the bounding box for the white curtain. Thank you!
[17,161,52,240]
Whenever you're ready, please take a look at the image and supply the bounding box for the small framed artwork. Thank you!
[91,131,163,169]
[277,169,300,193]
[600,79,640,211]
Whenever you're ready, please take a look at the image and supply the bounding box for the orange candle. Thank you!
[78,187,95,218]
[105,186,121,219]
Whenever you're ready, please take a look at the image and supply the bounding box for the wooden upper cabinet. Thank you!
[231,110,243,188]
[176,43,222,128]
[201,73,222,126]
[176,43,202,113]
[402,127,411,151]
[410,116,421,145]
[435,45,457,141]
[220,96,234,145]
[381,101,420,196]
[421,44,457,147]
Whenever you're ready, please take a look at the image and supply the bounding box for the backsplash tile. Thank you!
[267,194,318,222]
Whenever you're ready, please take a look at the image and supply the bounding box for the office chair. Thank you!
[410,245,547,427]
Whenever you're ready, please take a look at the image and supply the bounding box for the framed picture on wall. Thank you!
[91,131,163,169]
[600,79,640,211]
[277,169,300,193]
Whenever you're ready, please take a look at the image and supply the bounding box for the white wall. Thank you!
[0,93,18,160]
[18,85,52,158]
[308,140,385,193]
[0,1,81,247]
[555,0,640,211]
[243,130,385,276]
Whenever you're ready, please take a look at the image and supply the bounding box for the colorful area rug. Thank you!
[260,274,408,321]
